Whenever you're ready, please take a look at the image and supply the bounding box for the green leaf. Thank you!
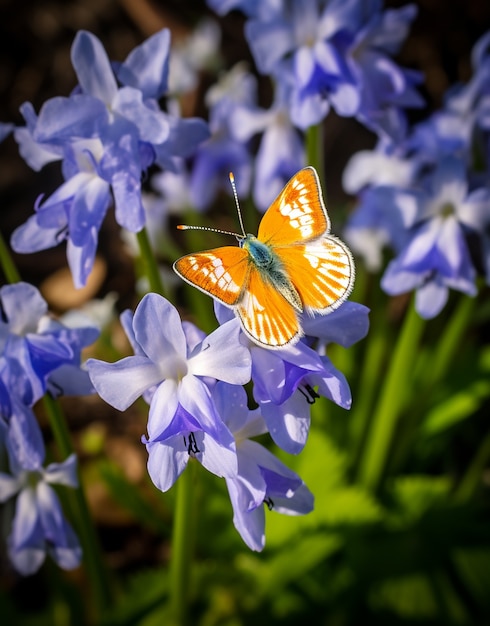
[420,379,490,437]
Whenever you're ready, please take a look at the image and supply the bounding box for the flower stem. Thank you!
[170,460,196,625]
[136,226,167,297]
[306,123,325,182]
[0,230,21,283]
[43,394,113,616]
[423,294,475,392]
[357,299,425,491]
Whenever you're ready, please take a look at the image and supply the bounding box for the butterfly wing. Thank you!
[276,235,355,313]
[173,247,250,306]
[258,167,329,246]
[236,266,300,347]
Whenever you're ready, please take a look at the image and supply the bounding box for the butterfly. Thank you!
[173,166,355,348]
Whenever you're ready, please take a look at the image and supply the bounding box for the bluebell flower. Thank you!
[0,282,99,405]
[215,301,368,454]
[190,63,255,210]
[244,0,423,138]
[0,452,81,575]
[11,138,112,288]
[0,122,13,142]
[381,157,490,318]
[231,82,305,211]
[86,294,252,491]
[207,0,282,18]
[214,382,314,551]
[12,29,209,287]
[0,358,45,471]
[344,30,490,286]
[168,19,221,95]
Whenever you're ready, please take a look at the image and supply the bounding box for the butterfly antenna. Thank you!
[176,224,243,237]
[176,172,247,240]
[229,172,247,238]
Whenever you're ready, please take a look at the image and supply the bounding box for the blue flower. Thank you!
[11,138,112,288]
[0,122,13,142]
[168,19,221,96]
[381,158,490,318]
[231,82,305,211]
[244,0,422,138]
[0,282,99,405]
[207,0,265,17]
[190,63,255,210]
[12,29,209,287]
[215,301,369,454]
[86,294,252,491]
[0,359,45,471]
[214,382,314,551]
[0,452,81,575]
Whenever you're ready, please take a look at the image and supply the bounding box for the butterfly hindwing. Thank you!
[236,267,300,347]
[173,247,250,306]
[276,236,355,312]
[258,167,330,247]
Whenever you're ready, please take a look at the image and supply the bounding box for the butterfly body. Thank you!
[174,167,354,348]
[241,235,303,312]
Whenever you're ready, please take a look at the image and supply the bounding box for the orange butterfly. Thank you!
[173,166,355,348]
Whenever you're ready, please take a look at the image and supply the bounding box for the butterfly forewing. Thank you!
[174,247,250,306]
[237,267,300,347]
[258,167,330,246]
[276,236,355,312]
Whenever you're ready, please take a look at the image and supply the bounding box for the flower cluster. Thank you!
[11,29,209,288]
[210,0,424,140]
[0,282,99,574]
[344,31,490,318]
[195,0,423,215]
[87,294,369,550]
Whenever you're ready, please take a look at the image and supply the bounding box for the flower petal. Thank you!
[146,438,188,492]
[118,29,171,100]
[133,294,186,365]
[87,355,163,410]
[189,320,251,384]
[71,31,118,104]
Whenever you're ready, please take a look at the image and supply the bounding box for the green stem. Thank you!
[357,299,425,491]
[350,303,389,477]
[170,460,196,625]
[0,230,21,283]
[43,394,113,616]
[389,294,477,474]
[136,227,167,297]
[423,295,475,393]
[454,430,490,502]
[306,123,325,182]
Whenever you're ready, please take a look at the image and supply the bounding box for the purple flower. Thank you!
[12,29,209,287]
[244,0,423,138]
[215,382,314,551]
[11,138,112,288]
[215,301,369,454]
[190,63,255,210]
[0,452,81,575]
[86,294,252,491]
[0,359,45,471]
[0,122,13,142]
[0,282,99,405]
[168,19,221,95]
[381,158,490,318]
[231,82,305,211]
